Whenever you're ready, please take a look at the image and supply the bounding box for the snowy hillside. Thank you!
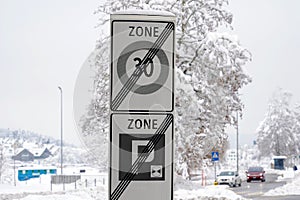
[0,129,101,185]
[0,129,63,148]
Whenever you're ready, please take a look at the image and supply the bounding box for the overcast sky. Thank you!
[228,0,300,147]
[1,0,300,148]
[0,0,100,145]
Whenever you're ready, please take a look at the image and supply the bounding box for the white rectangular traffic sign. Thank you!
[110,13,175,112]
[110,113,173,200]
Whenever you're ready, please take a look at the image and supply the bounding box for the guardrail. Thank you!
[51,175,81,184]
[50,174,107,191]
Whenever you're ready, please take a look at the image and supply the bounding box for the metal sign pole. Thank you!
[214,161,216,181]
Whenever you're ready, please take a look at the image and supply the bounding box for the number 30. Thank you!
[133,57,154,77]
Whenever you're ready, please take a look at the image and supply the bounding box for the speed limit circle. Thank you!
[117,40,169,95]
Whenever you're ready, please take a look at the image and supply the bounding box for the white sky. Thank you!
[0,0,100,145]
[1,0,300,147]
[228,0,300,147]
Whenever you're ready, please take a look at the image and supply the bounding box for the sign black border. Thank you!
[109,113,174,200]
[110,20,175,112]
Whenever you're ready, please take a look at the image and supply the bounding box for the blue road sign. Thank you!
[212,151,219,162]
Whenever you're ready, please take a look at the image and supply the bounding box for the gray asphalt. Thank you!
[230,174,300,200]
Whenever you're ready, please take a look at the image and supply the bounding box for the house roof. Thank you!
[272,156,287,159]
[14,147,50,157]
[15,148,27,155]
[31,148,45,157]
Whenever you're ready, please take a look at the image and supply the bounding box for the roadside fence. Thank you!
[50,174,107,191]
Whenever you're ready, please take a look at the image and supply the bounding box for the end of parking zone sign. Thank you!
[110,113,173,200]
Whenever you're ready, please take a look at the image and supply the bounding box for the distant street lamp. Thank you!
[58,86,63,175]
[13,130,17,186]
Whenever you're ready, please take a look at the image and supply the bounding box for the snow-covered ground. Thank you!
[2,168,300,199]
[174,175,246,200]
[0,183,246,200]
[264,169,300,196]
[0,186,107,200]
[174,186,245,200]
[0,173,246,200]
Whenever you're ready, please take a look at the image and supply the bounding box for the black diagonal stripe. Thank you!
[111,114,173,200]
[111,22,174,110]
[138,23,173,64]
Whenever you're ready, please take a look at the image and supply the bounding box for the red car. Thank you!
[246,167,266,182]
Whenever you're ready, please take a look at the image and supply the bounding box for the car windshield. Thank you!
[219,171,235,176]
[248,167,263,172]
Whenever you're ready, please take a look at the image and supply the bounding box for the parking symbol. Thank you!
[119,134,165,181]
[132,140,155,165]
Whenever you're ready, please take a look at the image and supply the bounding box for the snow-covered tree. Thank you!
[256,88,300,158]
[293,103,300,154]
[79,0,251,174]
[78,40,110,170]
[0,143,6,183]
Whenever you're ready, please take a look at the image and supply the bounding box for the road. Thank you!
[230,174,300,200]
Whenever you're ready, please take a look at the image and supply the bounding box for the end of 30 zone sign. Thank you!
[110,12,175,112]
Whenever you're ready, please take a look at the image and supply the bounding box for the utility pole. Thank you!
[13,130,17,186]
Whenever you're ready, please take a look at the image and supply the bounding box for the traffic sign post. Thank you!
[212,152,219,181]
[109,11,175,200]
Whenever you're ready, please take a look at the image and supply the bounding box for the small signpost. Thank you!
[109,10,175,200]
[212,151,219,182]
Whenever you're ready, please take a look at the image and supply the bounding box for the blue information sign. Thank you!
[212,151,219,162]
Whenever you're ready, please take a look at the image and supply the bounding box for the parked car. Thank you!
[246,166,265,182]
[216,171,242,187]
